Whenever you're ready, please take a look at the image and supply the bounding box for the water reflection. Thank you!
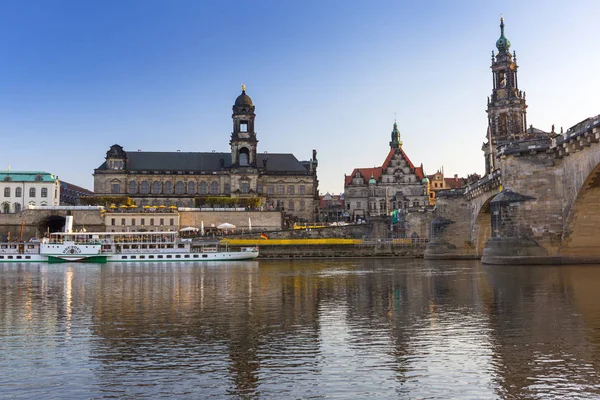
[0,260,599,398]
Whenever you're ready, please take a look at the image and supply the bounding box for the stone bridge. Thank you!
[426,114,600,264]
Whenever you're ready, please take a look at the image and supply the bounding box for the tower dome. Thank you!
[496,17,511,52]
[421,177,430,184]
[369,173,377,185]
[234,84,253,107]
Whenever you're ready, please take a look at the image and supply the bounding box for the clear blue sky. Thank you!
[1,1,598,194]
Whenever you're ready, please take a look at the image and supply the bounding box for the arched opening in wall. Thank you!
[39,216,66,235]
[472,196,495,256]
[239,148,250,166]
[561,163,600,257]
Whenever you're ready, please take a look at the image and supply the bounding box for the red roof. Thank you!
[444,177,463,189]
[344,167,382,186]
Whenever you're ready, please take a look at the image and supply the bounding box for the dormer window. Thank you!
[240,121,248,132]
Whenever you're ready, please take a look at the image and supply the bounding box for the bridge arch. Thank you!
[38,215,66,235]
[472,195,497,257]
[561,162,600,257]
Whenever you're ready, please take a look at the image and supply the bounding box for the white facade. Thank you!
[0,171,60,213]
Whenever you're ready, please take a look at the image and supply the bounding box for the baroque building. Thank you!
[93,86,319,221]
[1,171,60,213]
[343,122,429,221]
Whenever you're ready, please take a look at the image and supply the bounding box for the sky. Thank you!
[1,1,598,194]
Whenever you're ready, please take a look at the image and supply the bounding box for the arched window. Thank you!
[210,181,218,195]
[14,203,21,212]
[41,188,48,198]
[3,187,9,197]
[29,188,36,197]
[199,182,207,195]
[140,181,149,194]
[15,187,21,197]
[175,181,184,195]
[164,181,173,194]
[151,181,161,194]
[239,148,250,166]
[128,180,137,194]
[187,181,196,194]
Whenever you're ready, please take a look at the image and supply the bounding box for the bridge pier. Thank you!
[481,189,556,264]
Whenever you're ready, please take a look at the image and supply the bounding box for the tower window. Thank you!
[240,122,248,132]
[239,148,250,166]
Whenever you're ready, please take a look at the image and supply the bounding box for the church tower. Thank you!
[230,84,258,167]
[484,17,528,174]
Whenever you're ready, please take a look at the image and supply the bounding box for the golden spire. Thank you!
[241,83,246,92]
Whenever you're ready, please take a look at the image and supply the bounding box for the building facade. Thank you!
[318,193,346,223]
[0,171,60,213]
[343,122,430,221]
[427,169,466,205]
[93,87,319,221]
[104,211,179,233]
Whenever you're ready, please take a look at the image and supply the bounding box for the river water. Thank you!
[0,259,599,399]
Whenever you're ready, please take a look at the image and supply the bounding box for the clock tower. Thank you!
[483,17,528,174]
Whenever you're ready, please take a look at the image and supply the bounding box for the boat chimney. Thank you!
[65,211,74,233]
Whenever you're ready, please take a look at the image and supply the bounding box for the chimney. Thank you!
[454,174,458,179]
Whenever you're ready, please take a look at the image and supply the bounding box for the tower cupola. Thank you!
[389,121,403,149]
[495,17,511,53]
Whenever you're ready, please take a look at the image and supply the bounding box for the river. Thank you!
[1,259,599,399]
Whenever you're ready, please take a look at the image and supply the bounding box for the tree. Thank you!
[1,201,9,214]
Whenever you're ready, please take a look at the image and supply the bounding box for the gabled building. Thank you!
[343,122,429,221]
[318,193,346,223]
[93,86,319,221]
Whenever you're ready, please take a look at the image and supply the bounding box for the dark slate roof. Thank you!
[97,151,310,173]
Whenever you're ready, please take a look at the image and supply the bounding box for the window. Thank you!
[347,203,350,210]
[288,185,295,195]
[160,218,164,226]
[141,218,145,226]
[224,184,230,195]
[187,181,195,194]
[210,181,218,195]
[413,201,419,207]
[111,218,115,226]
[288,201,295,211]
[170,218,174,226]
[152,181,161,194]
[41,188,48,198]
[150,218,154,226]
[357,202,361,209]
[257,184,263,193]
[140,181,149,194]
[299,200,305,211]
[277,185,284,194]
[241,182,249,194]
[111,184,119,194]
[200,182,207,195]
[29,188,36,197]
[164,181,173,194]
[15,187,21,197]
[131,218,136,226]
[267,185,274,195]
[239,152,249,166]
[14,203,21,212]
[175,181,184,194]
[121,218,126,226]
[299,185,305,195]
[240,122,248,132]
[128,181,137,194]
[3,187,9,197]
